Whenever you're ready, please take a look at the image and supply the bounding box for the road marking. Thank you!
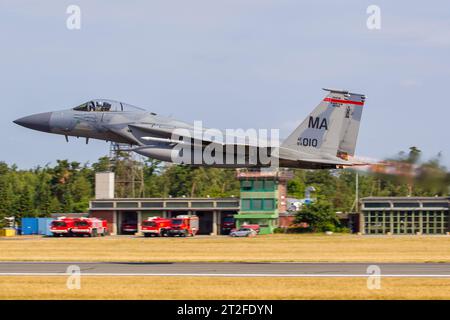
[0,273,449,278]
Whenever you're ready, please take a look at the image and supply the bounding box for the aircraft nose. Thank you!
[13,112,52,132]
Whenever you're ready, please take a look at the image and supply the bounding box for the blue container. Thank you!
[38,218,53,236]
[21,218,38,235]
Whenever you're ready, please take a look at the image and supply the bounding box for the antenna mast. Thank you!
[109,142,145,198]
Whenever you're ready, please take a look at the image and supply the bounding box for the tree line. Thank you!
[291,147,449,232]
[0,147,448,227]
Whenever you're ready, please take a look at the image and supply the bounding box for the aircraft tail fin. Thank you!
[281,88,366,159]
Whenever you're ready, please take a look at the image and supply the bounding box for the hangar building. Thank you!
[361,197,449,234]
[90,197,239,235]
[89,173,450,236]
[89,170,292,235]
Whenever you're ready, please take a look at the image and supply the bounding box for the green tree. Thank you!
[0,175,14,221]
[16,186,34,218]
[34,172,53,215]
[295,200,339,232]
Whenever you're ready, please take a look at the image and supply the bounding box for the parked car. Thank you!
[229,228,257,237]
[241,224,260,234]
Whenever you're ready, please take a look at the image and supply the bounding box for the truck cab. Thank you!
[50,218,75,237]
[141,217,171,237]
[221,215,236,235]
[121,221,138,234]
[167,215,199,237]
[71,218,107,237]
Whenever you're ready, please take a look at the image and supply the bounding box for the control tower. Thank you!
[235,169,293,234]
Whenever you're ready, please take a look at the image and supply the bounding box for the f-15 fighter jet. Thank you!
[14,88,367,169]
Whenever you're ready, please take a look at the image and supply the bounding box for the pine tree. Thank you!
[16,186,34,218]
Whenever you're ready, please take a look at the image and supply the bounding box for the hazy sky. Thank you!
[1,0,449,168]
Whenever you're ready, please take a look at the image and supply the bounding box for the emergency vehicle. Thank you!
[50,217,75,237]
[71,217,108,237]
[221,214,236,235]
[141,217,171,237]
[121,222,138,234]
[167,215,199,237]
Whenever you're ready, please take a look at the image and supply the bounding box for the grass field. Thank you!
[0,276,449,299]
[0,234,449,262]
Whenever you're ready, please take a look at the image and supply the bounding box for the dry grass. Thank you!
[0,276,449,300]
[0,234,449,263]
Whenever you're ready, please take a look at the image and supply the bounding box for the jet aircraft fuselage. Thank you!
[14,89,367,169]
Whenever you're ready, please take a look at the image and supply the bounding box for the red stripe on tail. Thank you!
[324,98,364,106]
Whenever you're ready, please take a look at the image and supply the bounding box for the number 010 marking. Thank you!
[297,137,318,147]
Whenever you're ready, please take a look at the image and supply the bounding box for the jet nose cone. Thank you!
[14,112,52,132]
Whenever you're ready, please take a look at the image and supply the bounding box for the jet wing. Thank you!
[103,125,141,145]
[128,123,175,140]
[122,124,364,168]
[128,123,273,149]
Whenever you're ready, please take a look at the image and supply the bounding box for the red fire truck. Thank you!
[50,217,76,237]
[221,214,236,235]
[71,218,108,237]
[141,217,172,237]
[121,222,138,234]
[167,215,199,237]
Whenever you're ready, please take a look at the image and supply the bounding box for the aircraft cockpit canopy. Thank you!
[73,99,146,112]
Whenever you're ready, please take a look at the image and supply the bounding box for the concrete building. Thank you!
[361,197,449,234]
[89,170,293,235]
[95,172,115,199]
[89,197,239,235]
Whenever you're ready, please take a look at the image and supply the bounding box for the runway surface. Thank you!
[0,262,449,277]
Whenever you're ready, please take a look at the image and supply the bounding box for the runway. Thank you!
[0,262,449,277]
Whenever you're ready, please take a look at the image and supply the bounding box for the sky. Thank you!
[1,0,449,168]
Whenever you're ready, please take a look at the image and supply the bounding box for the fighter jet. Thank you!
[13,88,367,169]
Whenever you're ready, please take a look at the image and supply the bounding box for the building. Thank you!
[90,197,239,235]
[234,169,293,234]
[90,171,240,235]
[89,170,293,235]
[336,212,360,233]
[361,197,449,234]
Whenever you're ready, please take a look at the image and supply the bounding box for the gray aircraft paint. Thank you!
[13,89,366,169]
[281,88,365,160]
[337,92,365,156]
